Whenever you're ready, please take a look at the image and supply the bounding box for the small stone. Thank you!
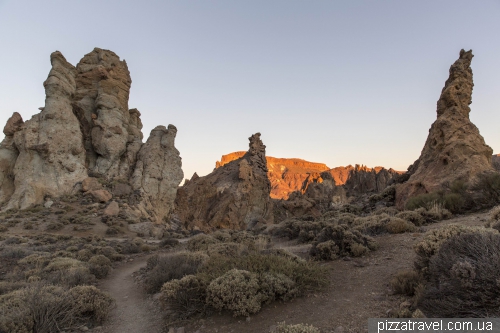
[44,200,53,208]
[104,201,119,216]
[89,189,112,203]
[246,316,251,322]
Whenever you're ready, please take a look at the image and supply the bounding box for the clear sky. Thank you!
[1,0,499,179]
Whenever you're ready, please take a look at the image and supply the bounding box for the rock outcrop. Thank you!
[344,165,401,195]
[492,154,500,172]
[174,133,272,231]
[131,125,183,223]
[396,49,494,208]
[0,48,183,224]
[5,52,88,210]
[72,48,142,179]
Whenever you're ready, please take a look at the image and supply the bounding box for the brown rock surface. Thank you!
[72,48,142,179]
[175,133,272,231]
[130,125,184,224]
[0,113,23,205]
[5,52,88,210]
[104,201,120,216]
[89,189,112,203]
[344,165,401,195]
[82,177,103,192]
[396,49,494,208]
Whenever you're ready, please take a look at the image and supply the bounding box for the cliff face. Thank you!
[344,165,402,195]
[3,52,87,210]
[175,133,273,231]
[0,48,183,224]
[396,49,494,207]
[216,153,399,199]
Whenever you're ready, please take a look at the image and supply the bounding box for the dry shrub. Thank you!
[311,224,377,258]
[311,240,339,260]
[259,272,298,304]
[385,217,416,234]
[414,224,496,274]
[160,274,207,319]
[145,252,208,294]
[207,242,247,257]
[0,225,7,232]
[373,207,399,216]
[0,284,113,333]
[159,238,179,248]
[486,205,500,231]
[88,255,112,279]
[395,210,425,226]
[418,232,500,317]
[0,281,28,295]
[206,269,262,316]
[77,249,93,262]
[68,285,114,323]
[276,322,320,333]
[390,270,421,296]
[187,234,220,251]
[45,222,64,231]
[211,230,232,242]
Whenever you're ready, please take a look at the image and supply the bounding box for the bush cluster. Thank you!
[276,322,321,333]
[158,244,328,318]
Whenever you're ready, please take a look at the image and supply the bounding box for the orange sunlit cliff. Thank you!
[216,152,403,199]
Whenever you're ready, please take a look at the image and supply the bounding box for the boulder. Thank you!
[396,49,494,208]
[82,177,103,192]
[0,113,23,205]
[88,189,112,203]
[103,200,119,216]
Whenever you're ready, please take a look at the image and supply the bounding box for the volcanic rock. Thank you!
[82,177,103,192]
[72,48,142,179]
[174,133,273,231]
[103,201,120,216]
[0,113,23,205]
[130,125,184,224]
[344,165,401,195]
[396,49,494,208]
[4,52,88,210]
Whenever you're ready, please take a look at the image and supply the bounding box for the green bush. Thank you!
[470,172,500,207]
[385,218,416,234]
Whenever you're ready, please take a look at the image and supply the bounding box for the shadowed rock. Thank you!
[174,133,273,231]
[396,49,494,208]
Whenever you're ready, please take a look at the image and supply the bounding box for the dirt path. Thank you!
[96,257,164,333]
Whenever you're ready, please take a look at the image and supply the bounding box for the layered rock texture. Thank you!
[0,48,183,224]
[216,153,400,199]
[174,133,273,231]
[396,49,494,207]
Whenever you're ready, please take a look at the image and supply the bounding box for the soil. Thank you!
[90,212,489,333]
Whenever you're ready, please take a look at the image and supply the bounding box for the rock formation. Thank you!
[174,133,273,231]
[4,52,88,210]
[131,125,183,223]
[344,165,401,195]
[0,48,183,224]
[72,48,142,179]
[492,154,500,172]
[396,49,494,207]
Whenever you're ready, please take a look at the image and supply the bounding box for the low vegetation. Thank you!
[142,231,329,319]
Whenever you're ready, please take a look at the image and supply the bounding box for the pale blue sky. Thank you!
[1,1,499,179]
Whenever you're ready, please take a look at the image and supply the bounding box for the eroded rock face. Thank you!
[344,165,401,195]
[5,52,88,210]
[174,133,273,231]
[0,49,183,224]
[0,113,23,205]
[72,48,142,179]
[131,125,184,224]
[396,49,494,208]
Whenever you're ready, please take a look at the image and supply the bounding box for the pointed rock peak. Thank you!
[436,48,474,118]
[3,112,24,137]
[248,132,265,156]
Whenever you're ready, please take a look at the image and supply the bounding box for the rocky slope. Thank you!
[396,49,494,207]
[0,48,183,225]
[174,133,273,231]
